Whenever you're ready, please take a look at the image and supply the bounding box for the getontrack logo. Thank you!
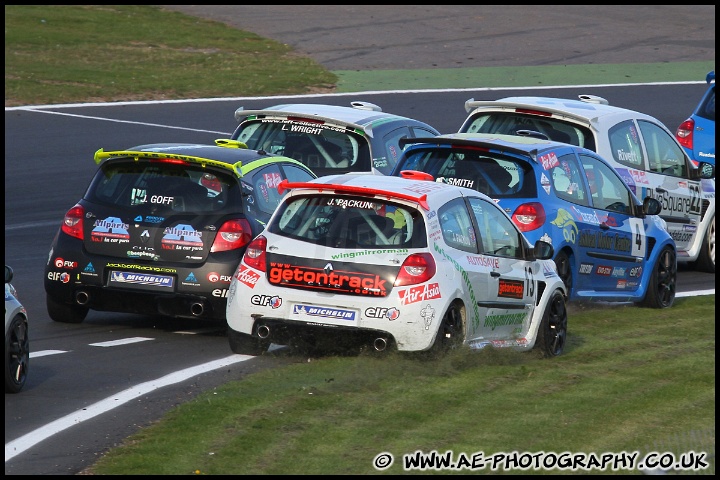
[268,263,387,295]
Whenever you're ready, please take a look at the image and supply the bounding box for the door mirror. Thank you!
[531,240,554,260]
[643,197,662,216]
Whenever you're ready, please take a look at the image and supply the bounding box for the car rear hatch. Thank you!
[81,155,244,265]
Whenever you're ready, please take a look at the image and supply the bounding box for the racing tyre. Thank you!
[430,301,465,353]
[5,314,29,393]
[694,215,715,273]
[535,290,567,358]
[228,327,269,356]
[46,295,88,323]
[553,250,572,299]
[640,246,676,309]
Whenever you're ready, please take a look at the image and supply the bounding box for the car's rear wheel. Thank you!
[534,290,567,358]
[554,250,572,299]
[228,327,269,356]
[429,301,465,353]
[694,215,715,273]
[5,314,29,394]
[640,246,677,309]
[46,295,88,323]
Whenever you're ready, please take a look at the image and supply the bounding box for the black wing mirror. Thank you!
[642,197,662,216]
[532,240,554,260]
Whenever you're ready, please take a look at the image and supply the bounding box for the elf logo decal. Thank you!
[629,266,643,277]
[365,306,400,320]
[47,272,71,284]
[398,283,441,305]
[498,279,524,299]
[250,295,282,308]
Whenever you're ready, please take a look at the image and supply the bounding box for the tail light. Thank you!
[512,202,546,232]
[675,119,694,150]
[243,235,267,272]
[61,205,85,240]
[394,253,436,287]
[211,218,253,252]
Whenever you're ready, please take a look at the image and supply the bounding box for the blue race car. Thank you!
[675,70,715,166]
[392,133,677,308]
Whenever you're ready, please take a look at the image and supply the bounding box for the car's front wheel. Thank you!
[46,295,88,323]
[640,246,677,309]
[228,327,269,356]
[534,290,567,358]
[5,314,29,394]
[694,215,714,273]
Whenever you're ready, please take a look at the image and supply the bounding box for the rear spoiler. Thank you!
[276,179,430,211]
[93,149,244,177]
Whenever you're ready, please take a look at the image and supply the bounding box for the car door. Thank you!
[608,119,702,253]
[577,154,646,293]
[464,196,537,343]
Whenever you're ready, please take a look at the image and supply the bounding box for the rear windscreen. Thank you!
[398,148,537,199]
[268,195,427,250]
[85,161,241,214]
[233,119,372,176]
[464,111,595,151]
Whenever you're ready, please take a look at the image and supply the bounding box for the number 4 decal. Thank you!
[629,218,645,258]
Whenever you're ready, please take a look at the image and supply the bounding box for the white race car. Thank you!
[226,174,567,355]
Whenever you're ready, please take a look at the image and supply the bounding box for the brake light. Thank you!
[675,119,694,150]
[512,202,546,232]
[211,218,253,252]
[61,205,85,240]
[515,108,552,117]
[394,253,436,287]
[243,235,267,272]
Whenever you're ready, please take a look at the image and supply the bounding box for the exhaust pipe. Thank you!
[373,337,388,352]
[75,291,90,306]
[190,302,205,316]
[257,324,271,339]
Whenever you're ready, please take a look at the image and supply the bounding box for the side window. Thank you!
[438,198,478,253]
[608,120,645,169]
[468,197,522,258]
[377,127,412,175]
[637,120,688,177]
[410,126,438,139]
[244,163,285,216]
[550,154,590,206]
[579,154,633,213]
[281,163,316,183]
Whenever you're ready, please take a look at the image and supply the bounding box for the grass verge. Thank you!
[85,296,715,475]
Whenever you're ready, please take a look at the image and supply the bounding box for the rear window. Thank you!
[398,147,537,199]
[233,119,372,176]
[464,111,596,151]
[268,195,427,249]
[85,161,241,213]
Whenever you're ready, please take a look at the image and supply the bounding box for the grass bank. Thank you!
[86,296,715,475]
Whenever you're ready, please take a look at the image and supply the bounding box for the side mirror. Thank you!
[5,265,14,283]
[642,197,662,216]
[698,161,715,179]
[532,240,554,260]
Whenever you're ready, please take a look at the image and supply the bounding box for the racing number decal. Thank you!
[689,183,701,215]
[524,266,535,299]
[629,218,645,258]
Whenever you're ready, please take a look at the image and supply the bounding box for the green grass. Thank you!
[85,297,715,475]
[4,5,336,107]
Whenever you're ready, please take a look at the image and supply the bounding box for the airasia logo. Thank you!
[398,283,441,305]
[235,265,260,288]
[54,257,78,269]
